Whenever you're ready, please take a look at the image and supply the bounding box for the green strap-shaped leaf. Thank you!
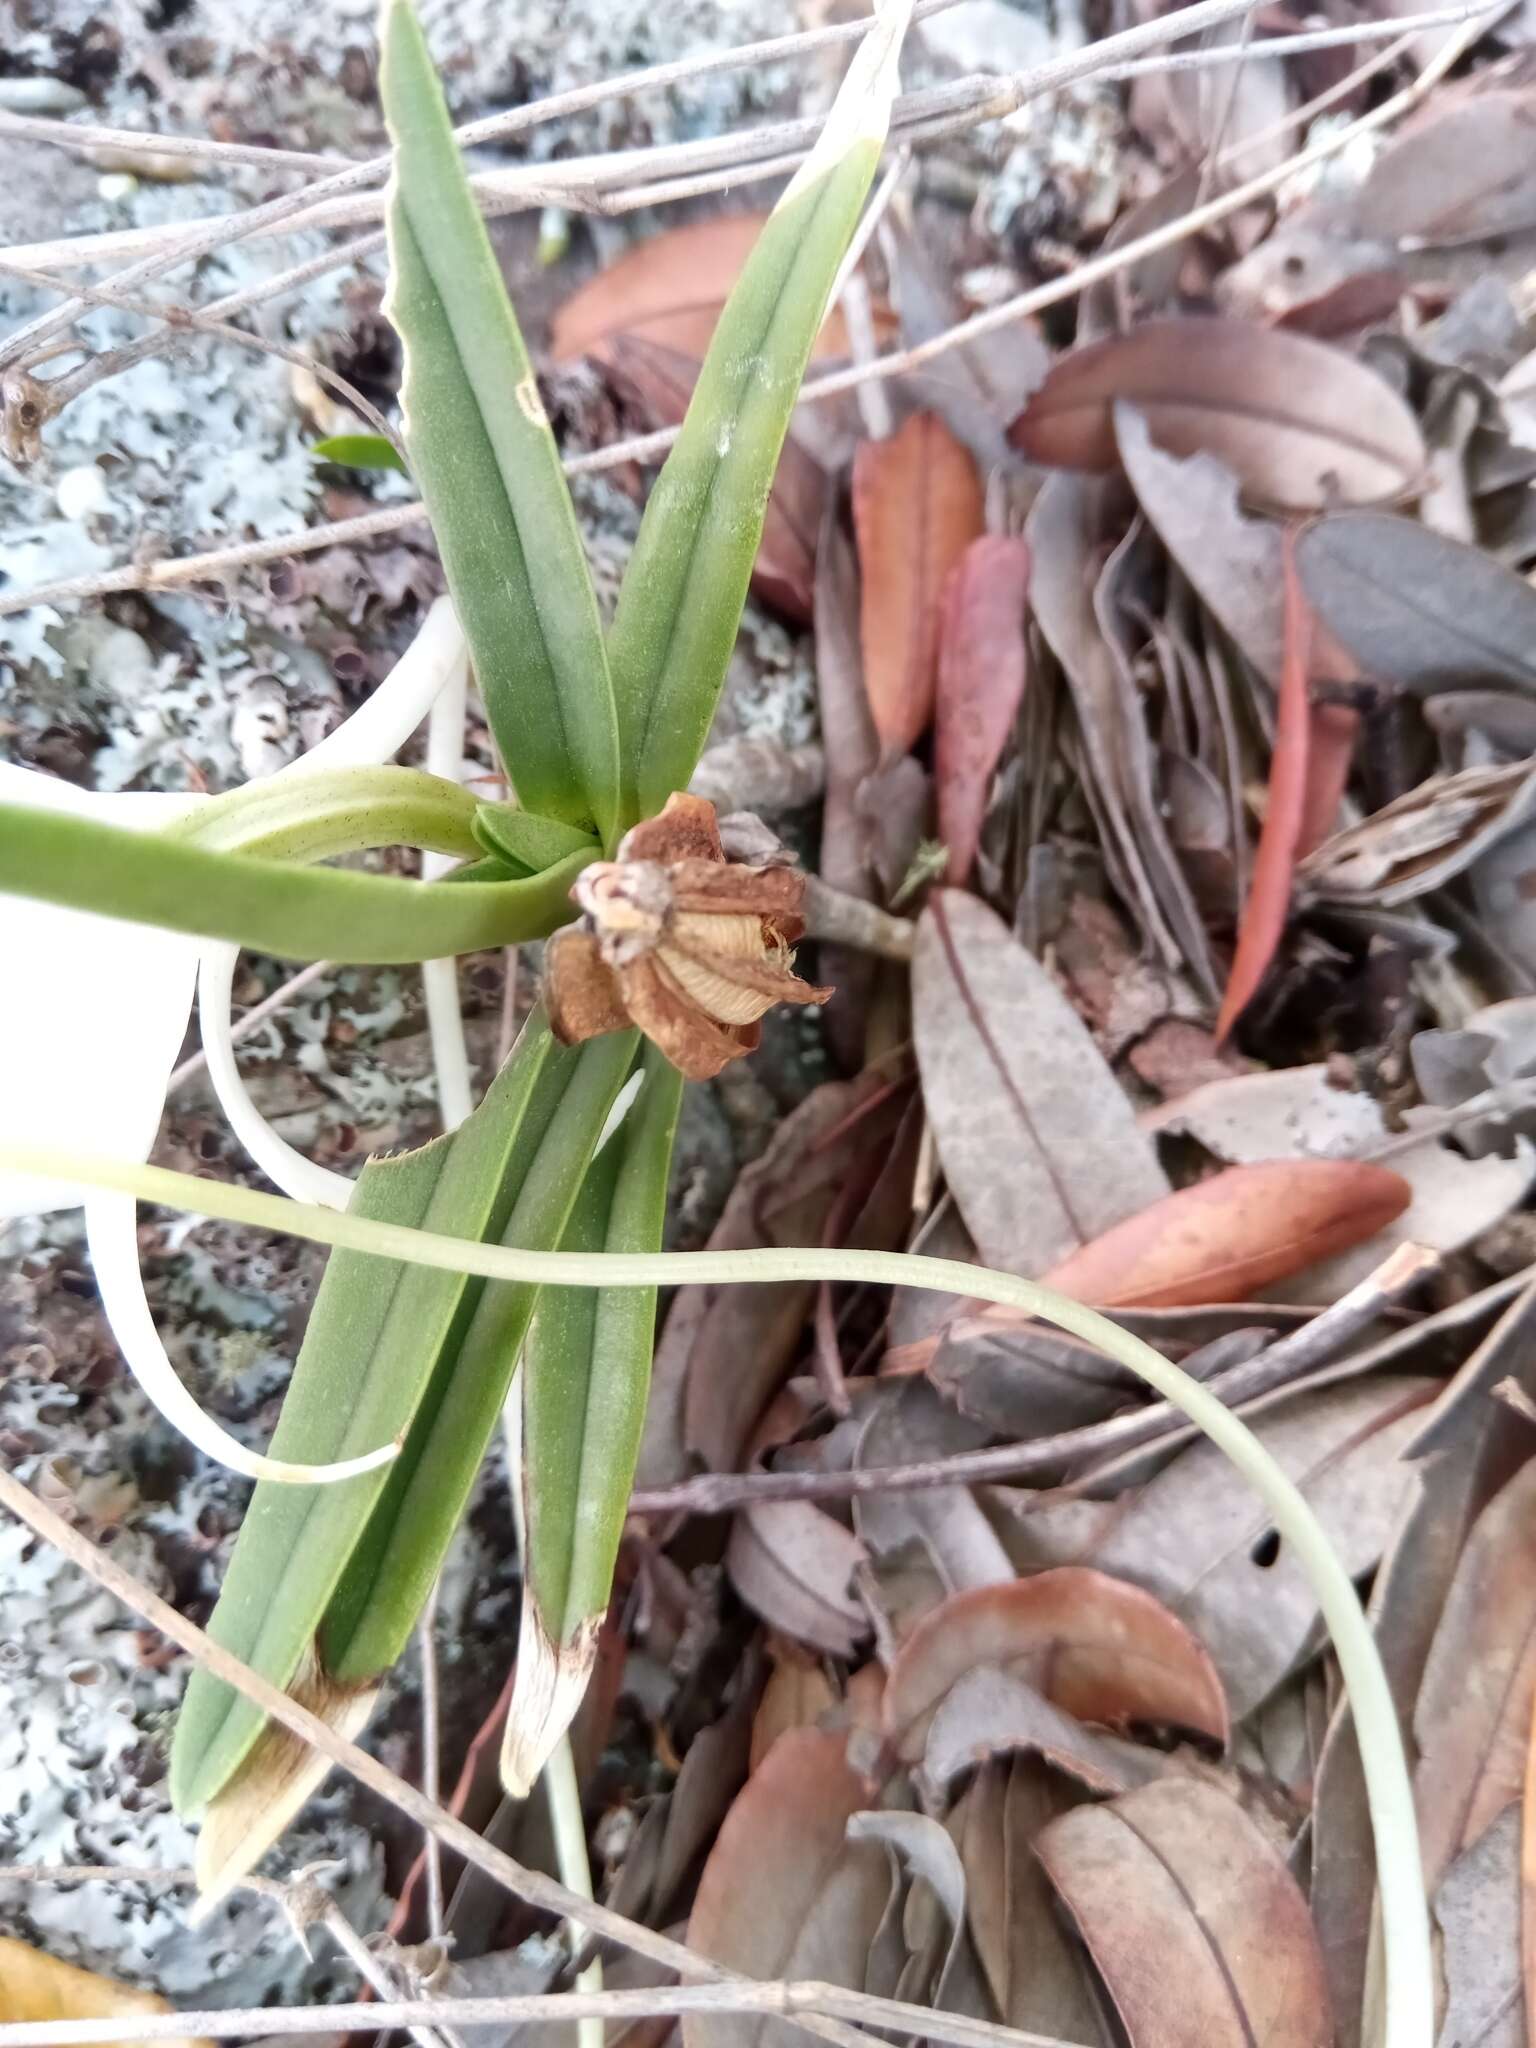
[606,2,912,824]
[381,0,620,845]
[501,1050,682,1792]
[0,802,590,963]
[171,1015,637,1812]
[471,802,600,877]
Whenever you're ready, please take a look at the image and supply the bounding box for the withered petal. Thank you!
[664,932,831,1008]
[619,790,724,867]
[544,926,634,1047]
[667,857,808,936]
[619,955,758,1082]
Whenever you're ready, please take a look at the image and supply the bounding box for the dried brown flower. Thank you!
[544,793,831,1081]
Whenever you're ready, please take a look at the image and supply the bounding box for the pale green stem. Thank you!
[502,1387,605,2048]
[0,1142,1433,2048]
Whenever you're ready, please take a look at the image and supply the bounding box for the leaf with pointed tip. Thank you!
[380,0,620,842]
[912,889,1169,1276]
[852,410,986,759]
[607,1,914,822]
[1296,510,1536,695]
[313,432,407,473]
[171,1015,637,1816]
[471,803,600,877]
[505,1047,683,1793]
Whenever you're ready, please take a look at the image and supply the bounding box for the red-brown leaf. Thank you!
[883,1570,1230,1760]
[1215,534,1311,1042]
[1037,1779,1333,2046]
[1039,1158,1413,1309]
[852,412,986,758]
[935,536,1031,887]
[1010,317,1425,511]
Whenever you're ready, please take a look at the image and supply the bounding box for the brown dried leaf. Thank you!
[750,1644,839,1773]
[1038,1158,1412,1310]
[883,1570,1230,1767]
[934,535,1030,888]
[642,1069,907,1481]
[1036,1779,1333,2046]
[912,889,1169,1276]
[852,412,986,758]
[1012,317,1426,511]
[1415,1454,1536,1888]
[683,1729,890,2048]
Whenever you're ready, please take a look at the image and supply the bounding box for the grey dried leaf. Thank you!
[920,1664,1150,1801]
[951,1758,1111,2042]
[852,1378,1013,1640]
[1114,405,1285,684]
[1296,512,1536,697]
[1027,470,1191,969]
[1434,1806,1523,2048]
[1310,1280,1536,2045]
[1415,1453,1536,1888]
[912,889,1169,1276]
[725,1498,869,1660]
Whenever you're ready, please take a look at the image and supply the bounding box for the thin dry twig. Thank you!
[0,1468,770,2017]
[0,4,1488,622]
[627,1244,1439,1515]
[0,1987,1077,2048]
[0,0,1262,354]
[167,959,333,1095]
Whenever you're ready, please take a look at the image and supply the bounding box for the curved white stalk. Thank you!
[419,650,474,1129]
[0,1144,1435,2048]
[82,1193,397,1484]
[287,595,468,781]
[198,945,355,1211]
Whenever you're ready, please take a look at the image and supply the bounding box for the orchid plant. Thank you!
[0,6,1437,2043]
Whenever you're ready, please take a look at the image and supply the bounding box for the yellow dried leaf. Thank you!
[0,1935,210,2048]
